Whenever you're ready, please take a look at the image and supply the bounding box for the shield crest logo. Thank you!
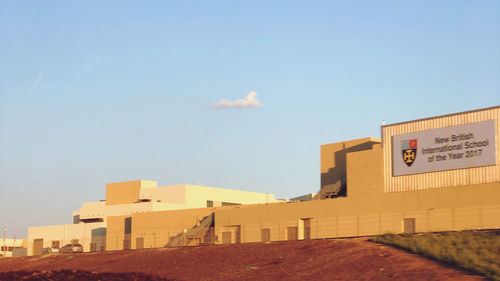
[401,139,417,167]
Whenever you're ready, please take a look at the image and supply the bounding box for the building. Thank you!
[209,106,499,242]
[0,238,27,258]
[28,106,500,253]
[28,181,277,255]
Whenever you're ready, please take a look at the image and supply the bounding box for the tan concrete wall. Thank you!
[185,185,276,207]
[76,201,106,220]
[105,216,126,251]
[346,144,384,197]
[75,200,186,222]
[27,222,105,256]
[139,184,276,208]
[214,182,500,243]
[140,185,187,205]
[382,106,500,192]
[106,208,212,250]
[106,180,157,205]
[0,239,25,258]
[320,137,381,194]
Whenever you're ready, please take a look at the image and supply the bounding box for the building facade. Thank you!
[28,180,277,255]
[28,106,500,253]
[0,238,27,258]
[211,106,499,243]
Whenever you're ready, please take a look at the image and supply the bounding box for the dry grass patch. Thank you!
[370,230,500,281]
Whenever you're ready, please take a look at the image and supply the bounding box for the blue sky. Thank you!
[1,1,499,237]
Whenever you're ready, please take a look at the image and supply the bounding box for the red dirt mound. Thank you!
[0,270,173,281]
[0,238,486,281]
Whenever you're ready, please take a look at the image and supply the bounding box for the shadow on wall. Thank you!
[91,227,106,252]
[321,141,379,196]
[164,213,215,248]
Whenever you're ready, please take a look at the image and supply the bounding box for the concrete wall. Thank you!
[140,185,186,205]
[0,239,25,258]
[141,184,276,208]
[75,201,187,221]
[214,182,500,243]
[185,185,275,207]
[107,182,276,210]
[28,222,105,256]
[30,181,278,255]
[75,201,106,220]
[320,137,381,196]
[106,208,212,250]
[346,144,384,197]
[106,180,157,205]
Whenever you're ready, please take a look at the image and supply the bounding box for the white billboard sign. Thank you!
[392,120,497,176]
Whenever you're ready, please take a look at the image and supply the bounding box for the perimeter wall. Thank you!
[213,182,499,243]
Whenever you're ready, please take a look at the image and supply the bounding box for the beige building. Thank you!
[73,180,275,224]
[28,222,106,256]
[106,106,499,248]
[211,106,500,243]
[29,106,500,253]
[0,238,27,258]
[28,181,277,255]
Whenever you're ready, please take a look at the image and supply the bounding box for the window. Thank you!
[124,217,132,234]
[52,240,60,249]
[206,200,213,207]
[0,246,6,251]
[221,202,241,206]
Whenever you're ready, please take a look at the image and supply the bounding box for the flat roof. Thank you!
[382,105,500,128]
[320,136,381,147]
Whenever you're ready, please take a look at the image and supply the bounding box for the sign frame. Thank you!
[392,120,497,177]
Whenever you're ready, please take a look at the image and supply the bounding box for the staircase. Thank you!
[314,174,346,199]
[165,213,214,247]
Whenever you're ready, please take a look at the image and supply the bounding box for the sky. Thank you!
[1,1,499,238]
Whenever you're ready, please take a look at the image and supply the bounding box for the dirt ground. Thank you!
[0,238,487,281]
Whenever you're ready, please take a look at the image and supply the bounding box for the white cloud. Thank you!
[211,92,262,110]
